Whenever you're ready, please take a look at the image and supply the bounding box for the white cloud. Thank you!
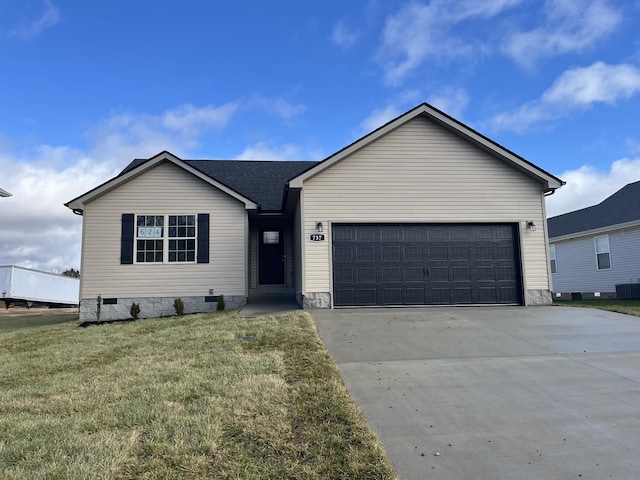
[489,62,640,133]
[545,158,640,217]
[331,21,360,49]
[543,62,640,106]
[359,105,402,134]
[234,141,323,161]
[245,95,306,120]
[428,87,469,119]
[88,102,240,162]
[161,103,237,133]
[504,0,622,68]
[9,0,60,39]
[0,149,120,272]
[376,0,524,84]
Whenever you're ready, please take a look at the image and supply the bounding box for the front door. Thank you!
[259,228,285,284]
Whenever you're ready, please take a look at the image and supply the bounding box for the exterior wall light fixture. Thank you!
[316,222,323,233]
[527,221,536,232]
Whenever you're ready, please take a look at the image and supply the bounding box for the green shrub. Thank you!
[130,302,141,320]
[173,298,184,316]
[217,295,225,312]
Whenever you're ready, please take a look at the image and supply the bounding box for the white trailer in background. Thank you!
[0,265,80,308]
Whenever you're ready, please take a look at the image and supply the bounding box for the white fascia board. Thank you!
[66,151,259,211]
[0,188,11,197]
[549,220,640,242]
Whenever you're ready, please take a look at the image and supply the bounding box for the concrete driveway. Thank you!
[312,306,640,480]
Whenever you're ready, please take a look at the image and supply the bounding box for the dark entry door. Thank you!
[332,223,522,306]
[259,228,285,284]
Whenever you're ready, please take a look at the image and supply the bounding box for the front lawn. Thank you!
[0,311,396,479]
[554,299,640,317]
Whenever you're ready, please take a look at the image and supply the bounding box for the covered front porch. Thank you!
[247,216,298,304]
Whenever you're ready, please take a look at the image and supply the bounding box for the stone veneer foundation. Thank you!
[525,289,552,306]
[80,295,246,322]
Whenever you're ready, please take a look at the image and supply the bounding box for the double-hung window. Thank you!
[549,244,557,274]
[594,235,611,270]
[167,215,196,262]
[135,214,197,263]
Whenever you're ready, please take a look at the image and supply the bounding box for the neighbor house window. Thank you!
[135,214,196,263]
[594,235,611,270]
[549,244,557,274]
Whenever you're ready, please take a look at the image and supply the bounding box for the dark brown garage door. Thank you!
[332,224,522,306]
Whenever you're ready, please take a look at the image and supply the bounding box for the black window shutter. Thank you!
[121,214,135,264]
[197,213,210,263]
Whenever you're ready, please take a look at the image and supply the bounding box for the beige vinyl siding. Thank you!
[293,198,303,294]
[301,116,549,294]
[81,161,247,298]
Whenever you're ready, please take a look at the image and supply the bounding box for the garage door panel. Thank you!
[431,288,451,304]
[334,245,353,262]
[477,266,496,281]
[478,287,498,303]
[355,226,376,240]
[381,225,402,241]
[404,245,423,261]
[451,267,471,281]
[381,245,401,261]
[497,265,516,281]
[357,288,377,305]
[356,245,375,261]
[383,288,403,304]
[403,226,422,241]
[428,226,449,240]
[335,267,354,283]
[357,267,376,283]
[382,266,402,282]
[404,267,424,281]
[451,246,470,261]
[405,287,425,304]
[430,267,450,282]
[428,245,449,261]
[499,287,518,303]
[334,289,354,305]
[453,288,473,303]
[332,224,522,306]
[450,225,470,240]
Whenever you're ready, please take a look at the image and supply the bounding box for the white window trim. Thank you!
[549,244,557,274]
[134,214,197,264]
[594,234,611,271]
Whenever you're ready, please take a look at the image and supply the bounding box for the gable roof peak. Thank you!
[289,102,564,192]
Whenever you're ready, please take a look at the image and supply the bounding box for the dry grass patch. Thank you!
[0,311,395,479]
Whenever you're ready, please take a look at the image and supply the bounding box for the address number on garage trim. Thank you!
[309,234,326,242]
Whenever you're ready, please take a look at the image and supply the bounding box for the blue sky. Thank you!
[1,0,640,272]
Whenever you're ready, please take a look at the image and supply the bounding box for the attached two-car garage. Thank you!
[332,223,522,306]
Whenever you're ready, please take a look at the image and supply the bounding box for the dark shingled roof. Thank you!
[121,158,319,211]
[548,180,640,238]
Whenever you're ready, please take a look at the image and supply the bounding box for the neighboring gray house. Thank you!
[0,188,11,197]
[66,103,564,321]
[548,180,640,299]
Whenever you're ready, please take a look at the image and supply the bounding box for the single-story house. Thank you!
[66,103,564,321]
[548,180,640,299]
[0,188,11,197]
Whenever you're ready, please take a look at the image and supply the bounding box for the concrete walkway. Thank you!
[238,297,301,317]
[312,306,640,480]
